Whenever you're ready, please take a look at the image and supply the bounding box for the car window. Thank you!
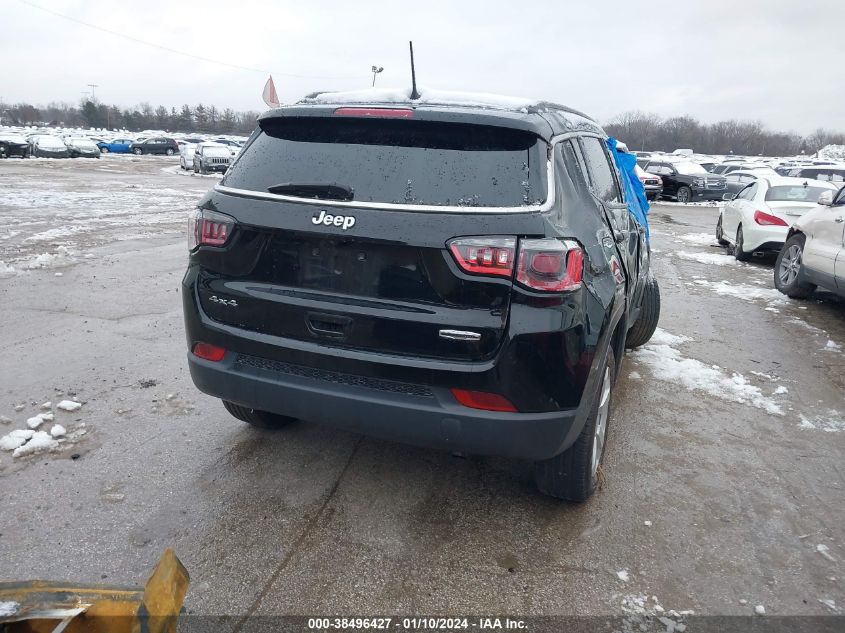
[726,173,740,183]
[833,186,845,206]
[224,117,549,208]
[765,185,834,203]
[736,184,753,200]
[578,137,621,203]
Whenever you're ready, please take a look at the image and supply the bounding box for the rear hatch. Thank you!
[195,109,550,362]
[764,184,837,222]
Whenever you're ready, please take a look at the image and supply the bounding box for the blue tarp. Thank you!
[607,137,650,239]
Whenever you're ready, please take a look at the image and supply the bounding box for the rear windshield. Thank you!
[797,169,845,182]
[223,117,548,208]
[765,185,833,202]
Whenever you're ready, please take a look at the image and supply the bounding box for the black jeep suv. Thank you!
[644,160,727,203]
[182,92,660,500]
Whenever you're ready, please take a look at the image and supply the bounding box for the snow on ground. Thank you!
[12,430,58,457]
[0,156,210,274]
[57,399,82,411]
[0,601,19,617]
[824,340,842,352]
[677,232,719,247]
[650,327,692,347]
[799,412,845,433]
[630,330,784,415]
[692,280,786,306]
[675,251,738,266]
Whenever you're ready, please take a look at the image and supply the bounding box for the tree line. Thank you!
[0,100,261,136]
[2,99,844,155]
[604,110,845,157]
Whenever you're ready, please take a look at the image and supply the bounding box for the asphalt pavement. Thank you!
[1,158,843,627]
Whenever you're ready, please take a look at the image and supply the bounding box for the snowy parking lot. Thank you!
[1,158,844,625]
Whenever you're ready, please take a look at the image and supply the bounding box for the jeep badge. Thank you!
[312,210,356,230]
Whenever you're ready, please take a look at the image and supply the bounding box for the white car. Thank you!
[717,176,840,261]
[180,143,197,170]
[775,185,845,299]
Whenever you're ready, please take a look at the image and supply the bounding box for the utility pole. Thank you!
[88,83,99,100]
[371,65,383,87]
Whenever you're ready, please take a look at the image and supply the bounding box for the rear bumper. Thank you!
[742,223,789,252]
[188,351,580,460]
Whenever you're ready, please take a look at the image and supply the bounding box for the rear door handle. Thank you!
[306,312,352,339]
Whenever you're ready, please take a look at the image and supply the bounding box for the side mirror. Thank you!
[818,190,834,206]
[722,193,734,201]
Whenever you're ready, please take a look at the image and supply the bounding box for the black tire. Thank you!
[677,186,692,203]
[716,214,729,246]
[100,146,109,153]
[166,148,175,156]
[774,233,816,299]
[133,148,143,155]
[534,347,616,501]
[222,400,297,429]
[626,273,660,348]
[734,225,752,261]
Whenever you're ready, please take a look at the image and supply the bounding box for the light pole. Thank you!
[371,65,383,87]
[88,83,99,100]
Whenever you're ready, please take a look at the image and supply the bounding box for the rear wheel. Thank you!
[734,225,752,261]
[133,148,143,155]
[166,148,175,156]
[677,186,692,203]
[716,214,729,245]
[774,234,816,299]
[534,348,616,502]
[222,400,298,430]
[626,273,660,348]
[100,146,109,153]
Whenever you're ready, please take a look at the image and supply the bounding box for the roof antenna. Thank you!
[409,41,420,100]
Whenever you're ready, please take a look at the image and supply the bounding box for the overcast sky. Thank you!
[2,0,843,134]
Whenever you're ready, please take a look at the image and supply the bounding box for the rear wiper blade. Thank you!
[267,182,354,201]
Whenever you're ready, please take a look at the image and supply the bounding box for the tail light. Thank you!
[516,238,584,292]
[450,389,517,412]
[754,210,788,226]
[189,209,234,250]
[192,342,226,361]
[448,237,516,277]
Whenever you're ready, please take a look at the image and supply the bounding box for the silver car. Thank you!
[193,143,231,174]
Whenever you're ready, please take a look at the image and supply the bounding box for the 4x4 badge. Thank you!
[312,210,356,230]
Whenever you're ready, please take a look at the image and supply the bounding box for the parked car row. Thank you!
[710,174,845,301]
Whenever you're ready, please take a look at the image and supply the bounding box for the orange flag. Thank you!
[262,75,280,108]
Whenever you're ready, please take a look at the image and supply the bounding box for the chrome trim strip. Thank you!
[214,157,555,214]
[439,329,482,341]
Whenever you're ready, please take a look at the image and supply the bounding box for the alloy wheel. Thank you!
[779,244,802,286]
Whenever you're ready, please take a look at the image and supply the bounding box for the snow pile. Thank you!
[57,400,82,411]
[0,601,19,617]
[26,412,53,429]
[619,594,693,632]
[678,233,718,247]
[818,145,845,161]
[50,424,66,438]
[0,429,35,451]
[616,570,630,582]
[12,430,58,457]
[650,328,692,347]
[20,246,76,270]
[629,332,784,415]
[676,251,737,266]
[824,340,842,352]
[0,261,15,278]
[799,412,845,433]
[693,280,786,305]
[302,86,536,110]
